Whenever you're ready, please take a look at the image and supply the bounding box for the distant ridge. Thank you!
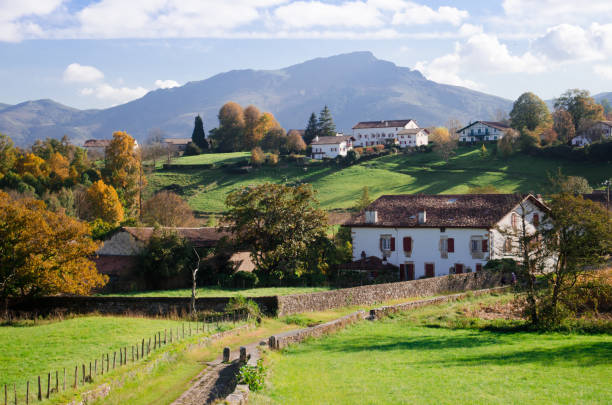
[0,51,515,146]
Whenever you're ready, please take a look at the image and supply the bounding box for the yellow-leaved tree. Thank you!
[15,153,47,177]
[0,191,107,303]
[103,131,142,214]
[85,180,124,224]
[47,151,70,182]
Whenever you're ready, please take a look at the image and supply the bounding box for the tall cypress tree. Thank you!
[318,105,336,137]
[191,115,208,150]
[303,112,318,144]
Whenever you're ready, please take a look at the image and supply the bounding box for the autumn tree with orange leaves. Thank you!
[103,131,143,215]
[85,180,124,224]
[0,190,107,303]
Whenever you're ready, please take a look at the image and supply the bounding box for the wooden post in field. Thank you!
[113,352,116,369]
[153,334,156,350]
[37,375,42,400]
[63,368,66,391]
[55,371,58,393]
[147,338,151,355]
[4,383,7,405]
[25,381,29,405]
[81,364,85,385]
[136,345,139,361]
[46,372,50,398]
[124,347,127,364]
[119,348,122,365]
[94,359,97,376]
[73,366,77,389]
[141,339,144,357]
[223,347,230,363]
[89,362,92,380]
[170,328,173,343]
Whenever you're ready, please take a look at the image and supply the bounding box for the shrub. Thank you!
[184,142,202,156]
[374,144,385,152]
[238,359,266,391]
[226,295,262,320]
[229,271,259,289]
[251,147,265,166]
[266,153,279,166]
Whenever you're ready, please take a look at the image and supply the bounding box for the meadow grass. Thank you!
[251,294,612,405]
[147,146,612,212]
[0,316,191,388]
[102,286,333,297]
[165,151,250,166]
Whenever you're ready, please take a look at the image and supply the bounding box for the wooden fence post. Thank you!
[46,372,50,398]
[147,338,151,355]
[55,371,58,394]
[141,339,144,357]
[119,348,122,365]
[63,368,66,391]
[113,352,116,369]
[153,334,156,350]
[4,383,7,405]
[81,364,85,385]
[73,366,77,389]
[94,359,97,376]
[25,381,29,405]
[89,362,92,380]
[37,376,41,400]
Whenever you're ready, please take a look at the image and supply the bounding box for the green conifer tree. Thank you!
[191,115,208,151]
[304,112,318,144]
[317,105,336,137]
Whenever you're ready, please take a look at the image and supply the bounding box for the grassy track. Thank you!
[148,147,612,212]
[0,316,187,388]
[102,286,332,297]
[252,295,612,405]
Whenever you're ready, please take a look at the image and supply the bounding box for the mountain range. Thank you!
[1,51,609,147]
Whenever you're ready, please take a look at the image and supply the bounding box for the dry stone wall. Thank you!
[276,271,502,316]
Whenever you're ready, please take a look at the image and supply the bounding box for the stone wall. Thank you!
[7,296,278,317]
[276,271,502,316]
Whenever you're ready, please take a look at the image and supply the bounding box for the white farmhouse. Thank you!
[457,121,510,142]
[345,194,548,280]
[571,120,612,146]
[310,135,354,159]
[352,119,428,148]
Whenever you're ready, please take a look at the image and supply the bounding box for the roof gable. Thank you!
[352,119,416,129]
[457,121,510,133]
[346,194,546,228]
[310,135,354,145]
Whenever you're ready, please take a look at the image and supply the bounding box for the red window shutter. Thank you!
[379,238,383,250]
[447,238,454,253]
[533,214,539,226]
[482,239,488,252]
[403,237,412,251]
[390,237,395,251]
[476,264,482,272]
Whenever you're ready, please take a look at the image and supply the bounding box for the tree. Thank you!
[554,89,604,132]
[480,143,488,158]
[286,131,307,153]
[304,112,318,144]
[142,191,196,227]
[103,131,142,213]
[317,105,336,137]
[47,151,70,182]
[599,98,611,119]
[139,229,193,290]
[539,127,558,146]
[243,105,262,149]
[190,247,201,316]
[191,115,208,151]
[510,92,552,132]
[143,128,168,168]
[184,142,202,156]
[548,169,593,194]
[0,191,106,303]
[212,102,246,152]
[497,129,519,158]
[553,109,576,143]
[251,147,265,166]
[0,133,16,175]
[260,128,287,153]
[511,195,612,326]
[223,183,328,282]
[85,180,124,223]
[429,127,457,162]
[355,186,372,212]
[15,153,47,178]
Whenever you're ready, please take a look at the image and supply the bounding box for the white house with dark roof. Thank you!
[352,119,427,148]
[344,194,548,280]
[457,121,510,142]
[571,120,612,146]
[310,134,354,159]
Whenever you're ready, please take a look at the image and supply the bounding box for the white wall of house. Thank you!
[459,122,505,142]
[97,231,145,256]
[397,130,429,148]
[350,226,491,279]
[311,140,352,159]
[353,121,418,147]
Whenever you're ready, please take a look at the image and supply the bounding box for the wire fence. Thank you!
[2,310,249,404]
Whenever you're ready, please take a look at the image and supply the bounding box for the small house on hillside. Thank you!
[571,121,612,146]
[164,138,192,151]
[344,194,549,281]
[83,139,139,156]
[352,119,426,148]
[310,135,354,159]
[457,121,510,142]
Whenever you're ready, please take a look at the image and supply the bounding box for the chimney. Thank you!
[418,210,427,224]
[365,210,378,224]
[314,135,319,142]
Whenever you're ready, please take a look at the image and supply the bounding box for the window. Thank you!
[511,213,519,230]
[403,237,412,254]
[380,236,395,251]
[476,263,482,272]
[533,213,540,227]
[471,239,479,253]
[455,264,464,274]
[425,263,435,278]
[504,238,512,252]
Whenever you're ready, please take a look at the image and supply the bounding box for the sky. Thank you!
[1,0,611,109]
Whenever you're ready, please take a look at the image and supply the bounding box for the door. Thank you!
[455,264,464,274]
[425,263,435,278]
[406,263,415,280]
[399,264,406,281]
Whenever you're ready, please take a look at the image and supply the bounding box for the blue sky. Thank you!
[1,0,611,109]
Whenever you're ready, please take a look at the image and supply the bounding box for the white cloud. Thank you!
[502,0,612,25]
[392,3,468,26]
[0,0,63,41]
[63,63,104,83]
[274,1,383,29]
[155,79,180,89]
[414,52,481,89]
[80,83,148,104]
[594,65,612,80]
[532,24,605,62]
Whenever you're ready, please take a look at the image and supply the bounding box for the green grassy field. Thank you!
[164,151,250,166]
[103,286,332,297]
[147,147,612,212]
[0,316,191,388]
[252,295,612,405]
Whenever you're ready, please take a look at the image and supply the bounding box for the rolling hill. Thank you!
[0,52,513,146]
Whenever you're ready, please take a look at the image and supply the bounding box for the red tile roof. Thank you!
[345,194,547,228]
[310,135,354,145]
[83,139,111,147]
[163,138,191,145]
[122,227,231,247]
[352,120,416,129]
